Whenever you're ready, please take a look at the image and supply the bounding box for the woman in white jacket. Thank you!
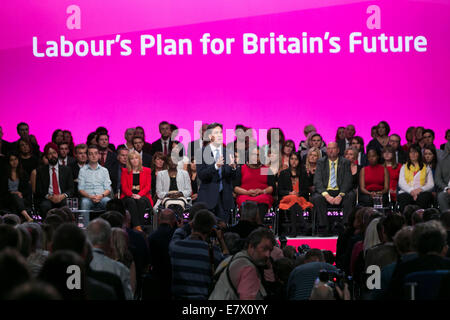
[155,156,192,217]
[397,144,434,213]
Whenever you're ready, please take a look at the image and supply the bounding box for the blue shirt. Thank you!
[78,163,111,196]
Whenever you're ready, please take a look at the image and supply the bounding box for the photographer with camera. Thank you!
[169,209,229,300]
[310,269,351,300]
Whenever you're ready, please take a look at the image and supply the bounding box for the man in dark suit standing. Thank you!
[134,126,152,155]
[197,123,237,223]
[151,121,173,157]
[337,124,355,157]
[312,142,355,234]
[36,143,74,218]
[110,146,129,196]
[97,133,117,174]
[132,136,152,168]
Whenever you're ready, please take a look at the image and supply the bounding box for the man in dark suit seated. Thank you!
[388,134,407,164]
[338,124,355,157]
[197,123,237,224]
[132,136,152,168]
[36,143,74,218]
[58,142,76,167]
[312,142,354,235]
[97,132,117,175]
[386,220,450,299]
[69,144,88,197]
[109,146,129,197]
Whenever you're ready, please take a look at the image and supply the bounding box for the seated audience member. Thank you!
[35,143,74,219]
[280,139,296,171]
[422,129,445,161]
[150,152,169,203]
[7,281,62,300]
[382,145,402,203]
[423,144,438,179]
[132,136,152,168]
[350,136,368,167]
[386,220,450,299]
[210,227,274,300]
[397,144,434,213]
[171,140,188,170]
[266,147,282,182]
[312,142,354,234]
[261,127,285,166]
[0,153,33,222]
[69,144,88,197]
[120,151,153,232]
[415,126,425,148]
[298,125,317,154]
[441,211,450,258]
[109,146,128,197]
[151,121,173,157]
[147,209,178,300]
[17,138,39,178]
[367,121,390,154]
[170,210,227,300]
[188,123,209,164]
[436,151,450,212]
[15,122,40,158]
[117,128,135,152]
[411,209,425,226]
[63,130,75,155]
[287,249,337,300]
[78,145,112,223]
[225,200,262,238]
[358,149,389,207]
[0,125,13,156]
[234,147,276,223]
[86,132,97,146]
[110,228,136,295]
[38,250,87,300]
[278,152,313,235]
[364,213,405,271]
[344,147,361,191]
[335,126,345,143]
[96,132,117,173]
[187,158,199,202]
[87,218,133,299]
[303,147,321,195]
[388,134,407,164]
[337,124,356,157]
[0,248,32,299]
[370,125,378,140]
[402,126,415,152]
[156,156,191,217]
[96,126,115,151]
[50,223,124,300]
[134,126,152,155]
[20,222,47,277]
[440,129,450,151]
[301,132,326,160]
[57,142,75,167]
[51,129,64,146]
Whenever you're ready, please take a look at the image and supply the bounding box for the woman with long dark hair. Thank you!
[367,121,390,154]
[17,138,39,178]
[278,152,313,236]
[382,145,402,203]
[0,153,33,222]
[397,144,434,212]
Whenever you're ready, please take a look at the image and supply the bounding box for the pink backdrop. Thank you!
[1,0,449,150]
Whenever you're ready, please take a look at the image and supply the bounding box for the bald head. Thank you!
[326,142,339,160]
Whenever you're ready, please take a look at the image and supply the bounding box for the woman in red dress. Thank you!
[359,149,389,207]
[382,145,402,203]
[234,147,276,223]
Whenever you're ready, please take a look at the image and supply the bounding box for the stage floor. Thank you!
[280,236,338,253]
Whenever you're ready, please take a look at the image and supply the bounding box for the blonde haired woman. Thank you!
[303,147,321,194]
[120,151,153,232]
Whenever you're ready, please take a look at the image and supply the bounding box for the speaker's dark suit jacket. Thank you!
[197,145,236,211]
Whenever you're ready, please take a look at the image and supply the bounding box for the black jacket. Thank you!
[277,168,311,200]
[35,165,74,201]
[314,157,352,195]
